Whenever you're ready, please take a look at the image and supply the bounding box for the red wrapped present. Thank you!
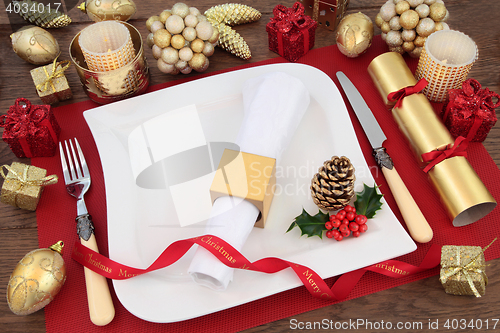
[0,98,61,158]
[266,2,317,62]
[442,79,499,142]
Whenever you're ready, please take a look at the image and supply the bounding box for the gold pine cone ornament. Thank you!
[205,3,261,60]
[311,156,356,211]
[7,241,67,315]
[12,0,71,28]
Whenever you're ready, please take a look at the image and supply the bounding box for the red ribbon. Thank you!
[72,235,441,301]
[0,98,58,158]
[271,2,313,56]
[387,79,428,109]
[421,136,469,173]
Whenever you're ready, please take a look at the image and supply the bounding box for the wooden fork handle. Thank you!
[80,233,115,326]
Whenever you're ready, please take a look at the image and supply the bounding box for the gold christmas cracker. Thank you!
[0,163,57,211]
[368,52,496,226]
[439,239,495,297]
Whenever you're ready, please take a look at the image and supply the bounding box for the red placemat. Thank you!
[33,36,500,332]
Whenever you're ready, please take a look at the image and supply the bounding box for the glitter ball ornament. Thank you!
[205,3,261,60]
[146,3,217,75]
[7,241,67,315]
[14,0,71,28]
[376,0,450,57]
[10,26,60,65]
[336,12,374,58]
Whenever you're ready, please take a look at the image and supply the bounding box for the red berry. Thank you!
[346,211,356,221]
[336,210,346,220]
[326,230,334,238]
[331,218,341,228]
[329,214,336,222]
[349,222,359,231]
[355,215,367,225]
[342,230,351,237]
[325,221,333,230]
[344,205,353,213]
[342,218,349,225]
[359,224,368,233]
[339,224,349,233]
[332,230,340,238]
[335,234,344,241]
[352,231,361,237]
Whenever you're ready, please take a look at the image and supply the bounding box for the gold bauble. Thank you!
[429,2,447,21]
[399,10,419,30]
[10,26,60,65]
[188,52,207,71]
[78,0,136,22]
[395,1,410,15]
[7,241,66,315]
[153,29,171,48]
[146,16,161,31]
[336,12,374,58]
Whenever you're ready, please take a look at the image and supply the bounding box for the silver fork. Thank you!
[59,138,115,326]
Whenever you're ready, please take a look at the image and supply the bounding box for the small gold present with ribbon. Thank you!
[439,239,495,297]
[0,162,58,211]
[30,58,72,104]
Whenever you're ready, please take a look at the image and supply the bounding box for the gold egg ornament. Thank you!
[78,0,137,22]
[336,12,374,58]
[7,241,67,315]
[10,25,60,65]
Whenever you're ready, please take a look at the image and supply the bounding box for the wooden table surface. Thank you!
[1,0,499,332]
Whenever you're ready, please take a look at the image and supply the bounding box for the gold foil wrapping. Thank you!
[299,0,350,31]
[1,163,46,211]
[440,245,487,297]
[368,52,496,226]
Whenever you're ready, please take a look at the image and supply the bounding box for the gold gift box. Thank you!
[368,52,496,226]
[210,149,276,228]
[1,162,47,211]
[299,0,349,31]
[30,62,72,104]
[440,245,487,296]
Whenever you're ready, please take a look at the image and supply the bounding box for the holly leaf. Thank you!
[354,183,384,219]
[287,208,329,238]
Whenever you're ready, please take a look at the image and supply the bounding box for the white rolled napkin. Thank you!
[188,71,310,290]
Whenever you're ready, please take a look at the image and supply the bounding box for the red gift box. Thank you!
[442,79,499,142]
[266,2,317,62]
[0,98,61,158]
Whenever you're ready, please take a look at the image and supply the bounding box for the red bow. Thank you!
[421,136,468,173]
[271,2,312,34]
[387,78,428,109]
[0,98,58,157]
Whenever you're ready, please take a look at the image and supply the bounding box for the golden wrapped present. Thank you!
[30,58,72,104]
[439,240,495,297]
[0,162,57,211]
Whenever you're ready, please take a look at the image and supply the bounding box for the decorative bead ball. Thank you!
[166,15,185,34]
[146,3,217,75]
[377,0,450,57]
[171,2,190,18]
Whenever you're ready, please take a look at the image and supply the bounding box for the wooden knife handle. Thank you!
[381,166,433,243]
[80,233,115,326]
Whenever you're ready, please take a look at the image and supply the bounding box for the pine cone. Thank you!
[311,156,356,211]
[14,0,71,28]
[205,3,261,26]
[207,19,252,60]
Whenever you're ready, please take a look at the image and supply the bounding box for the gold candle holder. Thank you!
[69,21,149,104]
[415,30,478,103]
[368,52,496,226]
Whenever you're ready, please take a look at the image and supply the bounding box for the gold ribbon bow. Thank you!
[35,56,71,93]
[440,238,496,297]
[1,164,58,187]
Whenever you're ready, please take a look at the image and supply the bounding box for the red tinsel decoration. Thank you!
[442,79,500,142]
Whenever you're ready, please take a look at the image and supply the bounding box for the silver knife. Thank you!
[336,71,433,243]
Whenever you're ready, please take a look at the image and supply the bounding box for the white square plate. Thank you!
[84,63,416,323]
